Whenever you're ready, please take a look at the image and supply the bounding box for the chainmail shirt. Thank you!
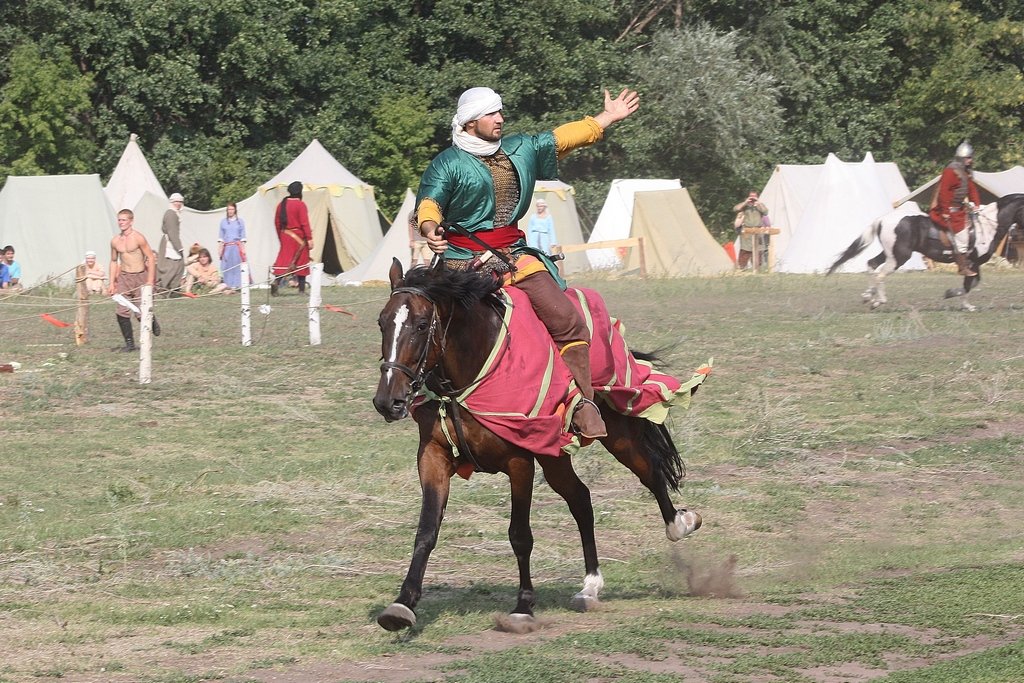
[480,150,521,226]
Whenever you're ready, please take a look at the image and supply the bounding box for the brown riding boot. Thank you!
[952,251,976,277]
[560,343,608,439]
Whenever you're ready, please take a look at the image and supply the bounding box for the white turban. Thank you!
[451,87,503,156]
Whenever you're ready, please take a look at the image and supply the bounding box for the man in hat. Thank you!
[526,198,556,254]
[83,250,107,295]
[930,141,981,276]
[271,181,313,295]
[156,192,186,295]
[415,86,639,439]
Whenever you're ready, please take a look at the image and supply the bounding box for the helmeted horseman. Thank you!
[929,141,981,276]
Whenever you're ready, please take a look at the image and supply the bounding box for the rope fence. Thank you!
[1,258,391,383]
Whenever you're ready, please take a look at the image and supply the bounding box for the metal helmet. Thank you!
[955,140,974,158]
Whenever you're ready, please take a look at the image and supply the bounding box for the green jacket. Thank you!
[417,131,558,260]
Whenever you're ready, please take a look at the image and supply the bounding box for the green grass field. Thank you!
[2,268,1023,682]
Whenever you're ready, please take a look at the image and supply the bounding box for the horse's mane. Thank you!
[400,265,502,309]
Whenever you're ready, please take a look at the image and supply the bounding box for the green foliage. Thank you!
[620,25,784,237]
[0,41,96,176]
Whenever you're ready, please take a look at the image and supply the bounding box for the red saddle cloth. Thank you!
[422,286,711,462]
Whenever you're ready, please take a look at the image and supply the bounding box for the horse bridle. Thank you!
[379,286,444,400]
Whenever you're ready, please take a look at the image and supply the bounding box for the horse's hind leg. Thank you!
[536,455,602,612]
[599,410,701,542]
[506,457,540,626]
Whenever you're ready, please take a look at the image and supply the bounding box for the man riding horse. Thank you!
[930,141,981,277]
[416,86,640,441]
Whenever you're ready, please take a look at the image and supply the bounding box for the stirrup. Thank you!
[572,397,607,439]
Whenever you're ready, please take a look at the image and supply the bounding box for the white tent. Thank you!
[0,175,118,287]
[587,179,682,268]
[896,165,1024,207]
[129,140,384,286]
[336,190,417,284]
[104,133,166,212]
[761,153,922,273]
[520,180,589,274]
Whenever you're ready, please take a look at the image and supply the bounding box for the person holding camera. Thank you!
[733,190,770,269]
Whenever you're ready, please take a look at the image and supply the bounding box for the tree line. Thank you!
[1,0,1021,238]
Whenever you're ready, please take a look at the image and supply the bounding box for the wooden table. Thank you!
[740,227,781,273]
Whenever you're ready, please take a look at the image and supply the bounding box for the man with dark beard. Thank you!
[415,86,639,439]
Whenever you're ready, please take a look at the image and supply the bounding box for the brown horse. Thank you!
[372,259,703,631]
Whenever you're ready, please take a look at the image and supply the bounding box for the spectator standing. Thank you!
[526,199,556,254]
[156,193,186,296]
[218,202,247,289]
[732,191,770,270]
[408,211,432,267]
[271,181,313,295]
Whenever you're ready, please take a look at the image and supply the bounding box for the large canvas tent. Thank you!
[128,140,384,285]
[336,190,417,284]
[587,179,682,269]
[622,189,734,277]
[761,153,922,273]
[896,166,1024,207]
[0,174,118,287]
[104,133,166,212]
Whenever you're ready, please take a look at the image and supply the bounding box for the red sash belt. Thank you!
[447,225,524,251]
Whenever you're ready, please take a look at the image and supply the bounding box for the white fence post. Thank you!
[240,263,252,346]
[308,263,323,346]
[139,284,154,384]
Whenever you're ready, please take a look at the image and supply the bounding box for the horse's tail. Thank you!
[630,349,685,492]
[827,220,880,275]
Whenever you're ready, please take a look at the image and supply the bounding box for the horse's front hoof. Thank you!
[570,592,600,612]
[962,302,977,312]
[944,287,966,299]
[377,602,416,631]
[870,300,883,310]
[666,509,702,541]
[496,612,541,633]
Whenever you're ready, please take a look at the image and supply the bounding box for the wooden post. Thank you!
[138,284,154,384]
[74,264,89,346]
[240,262,252,346]
[308,263,323,346]
[636,236,647,278]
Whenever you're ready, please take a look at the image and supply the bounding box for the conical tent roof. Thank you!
[625,188,733,277]
[104,133,166,212]
[260,139,366,191]
[0,175,118,286]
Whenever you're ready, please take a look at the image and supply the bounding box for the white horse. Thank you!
[828,194,1024,311]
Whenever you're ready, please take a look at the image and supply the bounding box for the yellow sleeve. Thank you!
[417,198,443,228]
[553,117,604,160]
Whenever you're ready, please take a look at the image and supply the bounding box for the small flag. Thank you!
[41,313,71,328]
[324,304,355,317]
[111,294,141,314]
